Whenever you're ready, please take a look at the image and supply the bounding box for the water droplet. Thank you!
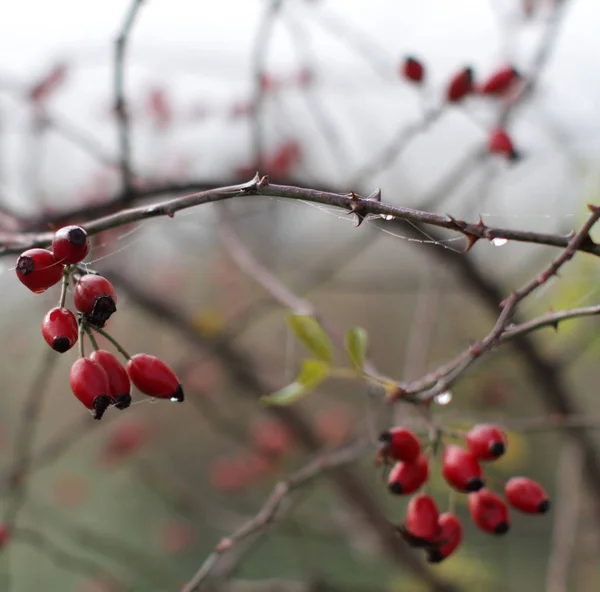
[491,237,508,247]
[435,391,452,406]
[379,214,395,221]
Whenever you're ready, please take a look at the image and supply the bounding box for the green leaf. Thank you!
[261,359,330,406]
[287,313,333,362]
[345,326,368,371]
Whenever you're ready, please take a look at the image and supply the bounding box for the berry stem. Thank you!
[78,321,85,358]
[59,267,71,308]
[83,325,99,351]
[93,327,131,360]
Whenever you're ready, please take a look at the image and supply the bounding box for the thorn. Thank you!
[252,171,261,184]
[551,320,559,332]
[347,191,359,202]
[258,174,270,188]
[165,209,174,218]
[579,232,597,249]
[367,188,381,202]
[587,204,600,213]
[347,201,368,227]
[463,233,479,253]
[445,214,467,231]
[476,215,486,229]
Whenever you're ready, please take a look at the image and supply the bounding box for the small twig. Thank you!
[181,439,369,592]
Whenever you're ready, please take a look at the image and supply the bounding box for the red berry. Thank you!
[446,66,474,102]
[90,350,131,409]
[488,128,519,160]
[69,358,112,420]
[126,354,184,402]
[379,428,421,463]
[15,248,64,294]
[74,274,117,328]
[41,307,78,353]
[388,454,429,495]
[505,477,550,514]
[406,494,440,542]
[0,524,10,548]
[251,418,294,457]
[479,66,520,97]
[427,513,463,563]
[467,424,507,461]
[401,56,425,84]
[468,489,510,535]
[52,225,90,264]
[442,445,484,492]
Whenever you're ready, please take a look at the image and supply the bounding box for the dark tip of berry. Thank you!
[466,477,484,492]
[52,337,71,353]
[489,441,506,457]
[92,395,112,420]
[170,384,184,403]
[509,150,522,162]
[494,521,510,535]
[538,499,551,514]
[378,430,392,444]
[87,296,117,328]
[388,482,403,495]
[114,393,132,410]
[68,227,88,246]
[427,550,445,563]
[16,256,34,276]
[512,67,522,78]
[465,66,474,81]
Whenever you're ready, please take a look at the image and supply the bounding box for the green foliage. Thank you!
[287,313,333,362]
[261,359,330,406]
[345,326,368,371]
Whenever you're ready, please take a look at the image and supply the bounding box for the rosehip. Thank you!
[41,307,78,353]
[446,66,474,102]
[378,427,421,463]
[401,56,425,84]
[126,354,184,402]
[251,418,293,457]
[505,477,550,514]
[488,128,519,160]
[0,523,10,548]
[406,494,440,542]
[69,358,112,420]
[479,66,520,97]
[427,513,462,563]
[442,445,484,492]
[15,248,64,294]
[468,489,510,535]
[388,454,429,495]
[52,225,90,264]
[74,274,117,328]
[467,424,507,461]
[90,350,131,409]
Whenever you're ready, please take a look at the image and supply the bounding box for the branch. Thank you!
[2,177,600,258]
[181,439,369,592]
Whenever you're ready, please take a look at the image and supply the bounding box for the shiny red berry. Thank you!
[467,424,507,461]
[505,477,550,514]
[52,225,90,264]
[15,248,64,294]
[69,358,112,420]
[90,350,131,410]
[488,128,519,160]
[74,274,117,328]
[427,513,462,563]
[126,354,184,402]
[446,66,474,102]
[401,56,425,83]
[468,489,510,535]
[379,427,421,463]
[406,494,440,542]
[442,445,484,492]
[479,66,520,96]
[387,454,429,495]
[41,307,78,353]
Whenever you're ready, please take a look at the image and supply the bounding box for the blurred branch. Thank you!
[181,439,369,592]
[545,442,582,592]
[4,177,600,257]
[114,0,145,193]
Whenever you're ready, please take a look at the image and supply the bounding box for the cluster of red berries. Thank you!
[399,58,521,160]
[378,424,550,562]
[15,225,184,420]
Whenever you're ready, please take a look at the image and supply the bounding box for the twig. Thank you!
[114,0,145,193]
[181,439,369,592]
[545,441,582,592]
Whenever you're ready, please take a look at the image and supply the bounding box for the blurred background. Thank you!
[1,0,600,590]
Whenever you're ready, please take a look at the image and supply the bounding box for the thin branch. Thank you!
[114,0,145,193]
[181,439,370,592]
[3,177,600,258]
